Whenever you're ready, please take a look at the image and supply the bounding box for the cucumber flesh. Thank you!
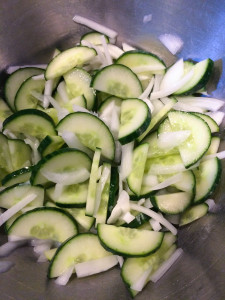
[179,203,208,226]
[2,166,32,187]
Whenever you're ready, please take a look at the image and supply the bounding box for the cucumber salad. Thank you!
[0,15,224,298]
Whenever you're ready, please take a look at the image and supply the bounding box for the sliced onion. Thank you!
[0,240,27,257]
[122,42,136,52]
[81,40,107,66]
[130,203,177,235]
[142,174,159,186]
[173,102,205,113]
[75,255,118,278]
[139,77,155,100]
[150,248,183,283]
[205,199,216,211]
[73,15,118,39]
[0,261,14,273]
[6,64,47,74]
[137,198,145,206]
[101,35,113,65]
[150,69,194,100]
[46,95,69,120]
[144,198,153,209]
[120,142,134,180]
[176,96,224,112]
[157,131,191,150]
[202,150,225,161]
[110,105,120,139]
[106,44,124,59]
[31,91,45,102]
[206,111,225,126]
[107,190,130,224]
[121,211,135,224]
[40,168,90,185]
[116,255,124,268]
[159,34,184,55]
[32,74,45,80]
[57,81,69,103]
[153,74,163,93]
[55,265,74,286]
[53,183,65,199]
[149,219,162,231]
[131,267,152,292]
[160,59,184,91]
[0,193,37,227]
[24,137,41,164]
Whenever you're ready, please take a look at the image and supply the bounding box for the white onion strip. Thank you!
[159,34,184,55]
[130,203,177,235]
[206,111,225,126]
[150,248,183,283]
[107,190,130,224]
[32,74,45,80]
[121,211,136,224]
[0,193,37,227]
[0,240,27,257]
[160,59,184,91]
[205,199,216,211]
[176,96,224,112]
[55,265,74,286]
[101,35,113,65]
[202,150,225,161]
[150,70,194,100]
[116,255,124,268]
[149,173,183,191]
[73,15,118,39]
[46,95,69,120]
[139,77,154,100]
[131,267,152,292]
[149,219,162,231]
[120,142,134,180]
[122,42,136,52]
[6,64,47,74]
[173,102,205,113]
[157,131,191,150]
[57,81,69,103]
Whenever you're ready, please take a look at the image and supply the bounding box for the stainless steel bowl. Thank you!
[0,1,225,299]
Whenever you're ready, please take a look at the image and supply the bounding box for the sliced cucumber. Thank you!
[45,46,96,79]
[151,191,192,214]
[174,58,213,95]
[116,50,165,75]
[86,148,101,217]
[107,167,119,220]
[4,67,44,111]
[0,98,12,122]
[8,207,78,242]
[81,31,109,45]
[138,97,177,142]
[97,224,164,257]
[8,138,32,170]
[14,76,45,111]
[31,148,91,186]
[46,181,89,208]
[64,68,95,110]
[193,158,221,204]
[38,135,65,157]
[193,112,219,133]
[2,166,32,187]
[168,111,211,168]
[91,64,143,99]
[37,105,59,125]
[118,98,151,144]
[179,203,208,226]
[57,112,115,160]
[48,233,112,278]
[3,109,56,140]
[206,137,220,155]
[0,183,44,209]
[0,132,13,173]
[65,208,94,231]
[127,143,149,195]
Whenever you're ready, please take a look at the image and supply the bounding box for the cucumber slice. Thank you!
[3,109,56,140]
[8,139,32,170]
[48,233,112,278]
[118,98,151,144]
[138,97,177,142]
[0,98,12,122]
[127,143,149,195]
[31,148,91,186]
[57,112,115,160]
[106,166,119,220]
[38,135,65,157]
[81,31,109,45]
[4,67,44,111]
[151,192,192,214]
[116,50,166,75]
[91,64,143,99]
[37,105,59,125]
[86,148,101,217]
[121,232,176,291]
[174,59,213,95]
[46,181,89,208]
[8,207,78,242]
[193,158,221,204]
[0,183,44,209]
[64,68,95,110]
[179,203,208,226]
[193,112,219,133]
[97,224,164,257]
[0,132,13,173]
[206,137,220,155]
[65,208,94,231]
[2,166,32,187]
[54,90,87,111]
[14,76,45,111]
[45,46,96,79]
[168,111,211,168]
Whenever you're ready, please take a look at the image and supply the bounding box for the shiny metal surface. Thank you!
[0,1,225,299]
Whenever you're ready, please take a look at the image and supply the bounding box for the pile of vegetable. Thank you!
[0,15,224,298]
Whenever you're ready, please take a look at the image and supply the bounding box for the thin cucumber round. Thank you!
[57,112,115,160]
[0,98,12,122]
[46,181,89,208]
[31,148,91,186]
[0,132,13,173]
[8,207,78,242]
[48,233,112,278]
[193,157,221,204]
[168,111,211,168]
[64,68,96,110]
[81,31,109,45]
[174,58,213,95]
[97,224,164,257]
[179,203,208,226]
[193,112,219,133]
[4,67,44,111]
[91,64,143,99]
[14,76,45,111]
[118,98,151,144]
[2,166,32,187]
[38,135,65,157]
[116,50,166,75]
[45,46,97,79]
[8,138,32,171]
[3,109,56,140]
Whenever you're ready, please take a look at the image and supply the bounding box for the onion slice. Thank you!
[157,131,191,150]
[120,142,134,180]
[0,240,27,257]
[131,267,152,292]
[55,265,74,286]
